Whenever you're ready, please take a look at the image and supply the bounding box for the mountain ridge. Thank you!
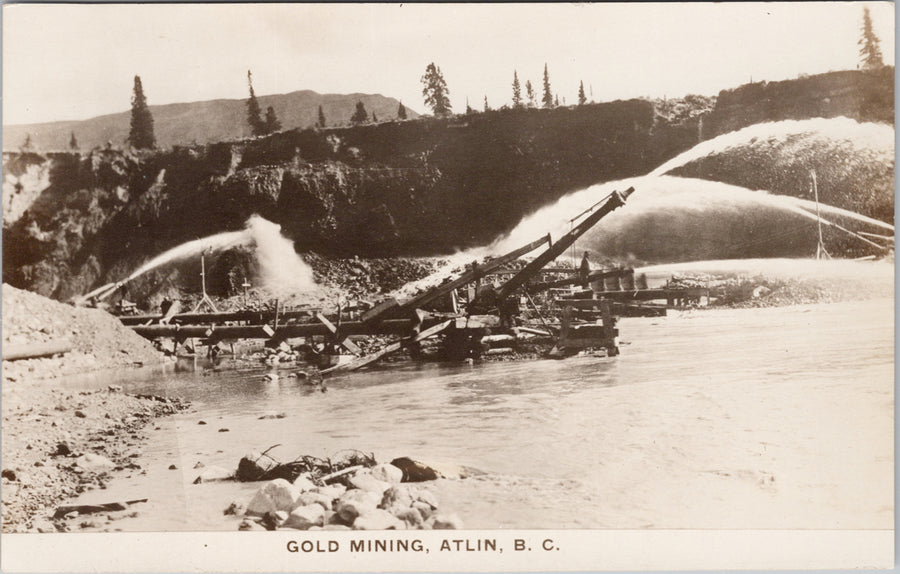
[3,90,420,151]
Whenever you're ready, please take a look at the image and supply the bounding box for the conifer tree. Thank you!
[525,80,535,108]
[264,106,282,133]
[351,101,368,124]
[555,94,560,107]
[541,64,554,109]
[859,6,884,70]
[466,97,475,114]
[69,132,79,150]
[484,95,490,112]
[20,134,33,152]
[578,81,587,106]
[512,70,523,108]
[317,105,327,128]
[372,111,378,123]
[246,71,266,136]
[421,62,452,116]
[397,101,407,120]
[128,75,156,149]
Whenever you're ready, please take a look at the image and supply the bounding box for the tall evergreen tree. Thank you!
[555,94,560,107]
[317,105,327,127]
[264,106,282,133]
[421,62,452,116]
[484,95,490,112]
[525,80,535,108]
[246,70,266,136]
[372,111,378,123]
[69,132,79,150]
[128,75,156,149]
[20,134,33,152]
[859,6,884,70]
[541,64,554,109]
[351,101,368,124]
[577,81,587,106]
[397,101,407,120]
[512,70,523,108]
[466,97,475,115]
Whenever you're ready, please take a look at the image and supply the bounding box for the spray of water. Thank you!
[88,215,319,300]
[636,258,894,289]
[244,215,318,296]
[649,117,895,177]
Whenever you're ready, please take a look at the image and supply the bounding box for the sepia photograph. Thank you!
[0,2,894,571]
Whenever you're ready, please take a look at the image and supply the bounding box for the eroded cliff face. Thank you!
[3,68,894,300]
[4,99,699,299]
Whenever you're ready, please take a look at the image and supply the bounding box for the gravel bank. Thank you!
[2,283,165,384]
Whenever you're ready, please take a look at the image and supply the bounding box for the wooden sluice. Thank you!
[120,186,637,374]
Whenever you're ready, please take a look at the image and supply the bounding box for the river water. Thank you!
[68,298,893,532]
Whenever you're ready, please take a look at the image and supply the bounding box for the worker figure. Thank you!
[579,251,591,288]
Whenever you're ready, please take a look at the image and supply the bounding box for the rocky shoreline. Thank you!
[1,387,189,532]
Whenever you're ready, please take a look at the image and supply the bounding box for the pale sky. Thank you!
[2,2,895,125]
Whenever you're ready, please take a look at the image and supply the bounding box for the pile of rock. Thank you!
[233,463,462,531]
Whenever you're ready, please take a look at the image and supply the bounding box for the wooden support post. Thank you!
[315,312,362,356]
[321,319,453,375]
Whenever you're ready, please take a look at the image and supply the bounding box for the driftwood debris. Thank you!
[53,499,147,519]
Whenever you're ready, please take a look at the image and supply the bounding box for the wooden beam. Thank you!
[321,319,453,375]
[315,312,362,356]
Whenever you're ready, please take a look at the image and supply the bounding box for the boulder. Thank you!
[246,479,300,516]
[314,484,346,500]
[431,513,463,530]
[74,453,114,472]
[236,451,277,481]
[292,474,317,492]
[391,506,424,528]
[369,463,403,484]
[285,504,325,530]
[379,485,414,510]
[193,465,232,483]
[414,489,439,509]
[348,472,391,495]
[412,501,434,521]
[297,492,334,511]
[238,518,266,531]
[389,457,439,482]
[353,508,405,530]
[335,489,380,523]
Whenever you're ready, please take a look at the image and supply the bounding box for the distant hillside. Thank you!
[2,91,419,151]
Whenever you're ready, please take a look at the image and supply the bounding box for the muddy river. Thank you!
[63,298,892,532]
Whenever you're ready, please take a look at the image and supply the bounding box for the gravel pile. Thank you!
[2,284,164,383]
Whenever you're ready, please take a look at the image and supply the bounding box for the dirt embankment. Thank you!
[2,283,165,383]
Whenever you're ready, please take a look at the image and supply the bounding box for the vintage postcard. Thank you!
[1,2,894,571]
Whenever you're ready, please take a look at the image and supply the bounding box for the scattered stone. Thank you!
[53,443,71,456]
[193,461,204,469]
[168,464,177,470]
[390,457,439,482]
[292,474,316,493]
[34,461,44,467]
[218,428,229,433]
[348,472,391,496]
[353,508,404,530]
[197,420,207,425]
[238,518,265,531]
[297,492,334,511]
[430,513,463,530]
[257,412,287,420]
[192,465,233,484]
[369,463,403,484]
[74,453,114,472]
[107,385,123,393]
[263,373,279,382]
[74,411,87,418]
[314,484,346,500]
[336,489,379,523]
[285,504,326,530]
[224,501,246,516]
[246,479,301,516]
[412,501,434,521]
